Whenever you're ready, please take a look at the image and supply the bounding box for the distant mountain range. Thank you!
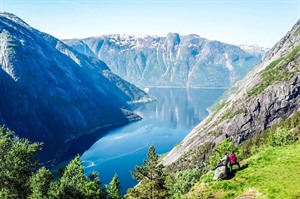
[0,12,151,163]
[163,19,300,168]
[64,34,268,88]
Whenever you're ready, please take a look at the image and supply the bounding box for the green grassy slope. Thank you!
[186,143,300,199]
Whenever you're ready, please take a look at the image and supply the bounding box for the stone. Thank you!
[213,166,229,180]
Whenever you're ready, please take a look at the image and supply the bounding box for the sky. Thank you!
[0,0,299,47]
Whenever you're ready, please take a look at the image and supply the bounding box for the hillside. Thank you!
[162,18,300,169]
[64,34,266,88]
[0,12,151,163]
[187,141,300,198]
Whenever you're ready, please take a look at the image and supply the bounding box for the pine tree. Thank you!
[85,171,104,199]
[0,126,41,199]
[51,155,104,199]
[29,167,54,199]
[126,145,168,199]
[106,173,123,199]
[0,126,106,199]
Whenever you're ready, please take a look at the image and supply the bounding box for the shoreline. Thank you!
[143,86,229,89]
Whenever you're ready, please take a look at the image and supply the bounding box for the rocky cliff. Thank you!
[64,34,266,88]
[163,20,300,168]
[0,12,150,163]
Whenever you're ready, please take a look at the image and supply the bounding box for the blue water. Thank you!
[81,88,225,192]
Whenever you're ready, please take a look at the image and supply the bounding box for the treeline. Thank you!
[2,109,299,199]
[0,125,202,199]
[0,127,122,199]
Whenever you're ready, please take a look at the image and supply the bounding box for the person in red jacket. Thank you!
[229,151,241,172]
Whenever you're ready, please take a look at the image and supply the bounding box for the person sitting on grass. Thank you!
[229,151,241,172]
[214,152,229,170]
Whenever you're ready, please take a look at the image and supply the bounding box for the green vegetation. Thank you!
[187,142,300,199]
[184,111,300,198]
[238,111,300,160]
[293,29,300,36]
[248,45,300,97]
[0,126,120,199]
[166,169,201,198]
[126,145,168,199]
[2,111,300,198]
[0,127,41,199]
[268,128,296,147]
[106,174,122,199]
[29,167,54,199]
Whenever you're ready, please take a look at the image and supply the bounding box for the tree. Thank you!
[0,126,106,199]
[126,145,168,199]
[29,167,54,199]
[51,155,104,199]
[0,126,41,199]
[106,173,122,199]
[85,171,104,199]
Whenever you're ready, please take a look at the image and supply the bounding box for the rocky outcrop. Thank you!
[163,20,300,166]
[64,34,266,88]
[0,12,150,163]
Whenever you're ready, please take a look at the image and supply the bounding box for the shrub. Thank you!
[268,128,296,147]
[166,169,201,198]
[199,171,214,183]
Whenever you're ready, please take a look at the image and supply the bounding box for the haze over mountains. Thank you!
[65,34,268,88]
[0,12,150,162]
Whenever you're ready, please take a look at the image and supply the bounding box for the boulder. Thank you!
[213,166,229,180]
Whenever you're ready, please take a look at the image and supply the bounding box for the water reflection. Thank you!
[135,88,223,127]
[81,88,225,192]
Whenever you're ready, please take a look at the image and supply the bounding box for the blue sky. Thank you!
[1,0,299,47]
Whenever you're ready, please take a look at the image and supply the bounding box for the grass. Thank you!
[186,112,300,198]
[186,142,300,199]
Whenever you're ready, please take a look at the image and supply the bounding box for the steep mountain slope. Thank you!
[64,34,266,88]
[163,19,300,168]
[0,12,149,163]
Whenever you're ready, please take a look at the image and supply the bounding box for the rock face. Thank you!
[64,34,266,88]
[0,13,150,163]
[163,20,300,167]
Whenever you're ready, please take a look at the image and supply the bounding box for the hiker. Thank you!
[229,151,241,172]
[214,152,229,170]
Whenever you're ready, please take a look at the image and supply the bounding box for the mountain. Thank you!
[0,12,151,163]
[64,34,267,88]
[162,19,300,168]
[239,44,269,58]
